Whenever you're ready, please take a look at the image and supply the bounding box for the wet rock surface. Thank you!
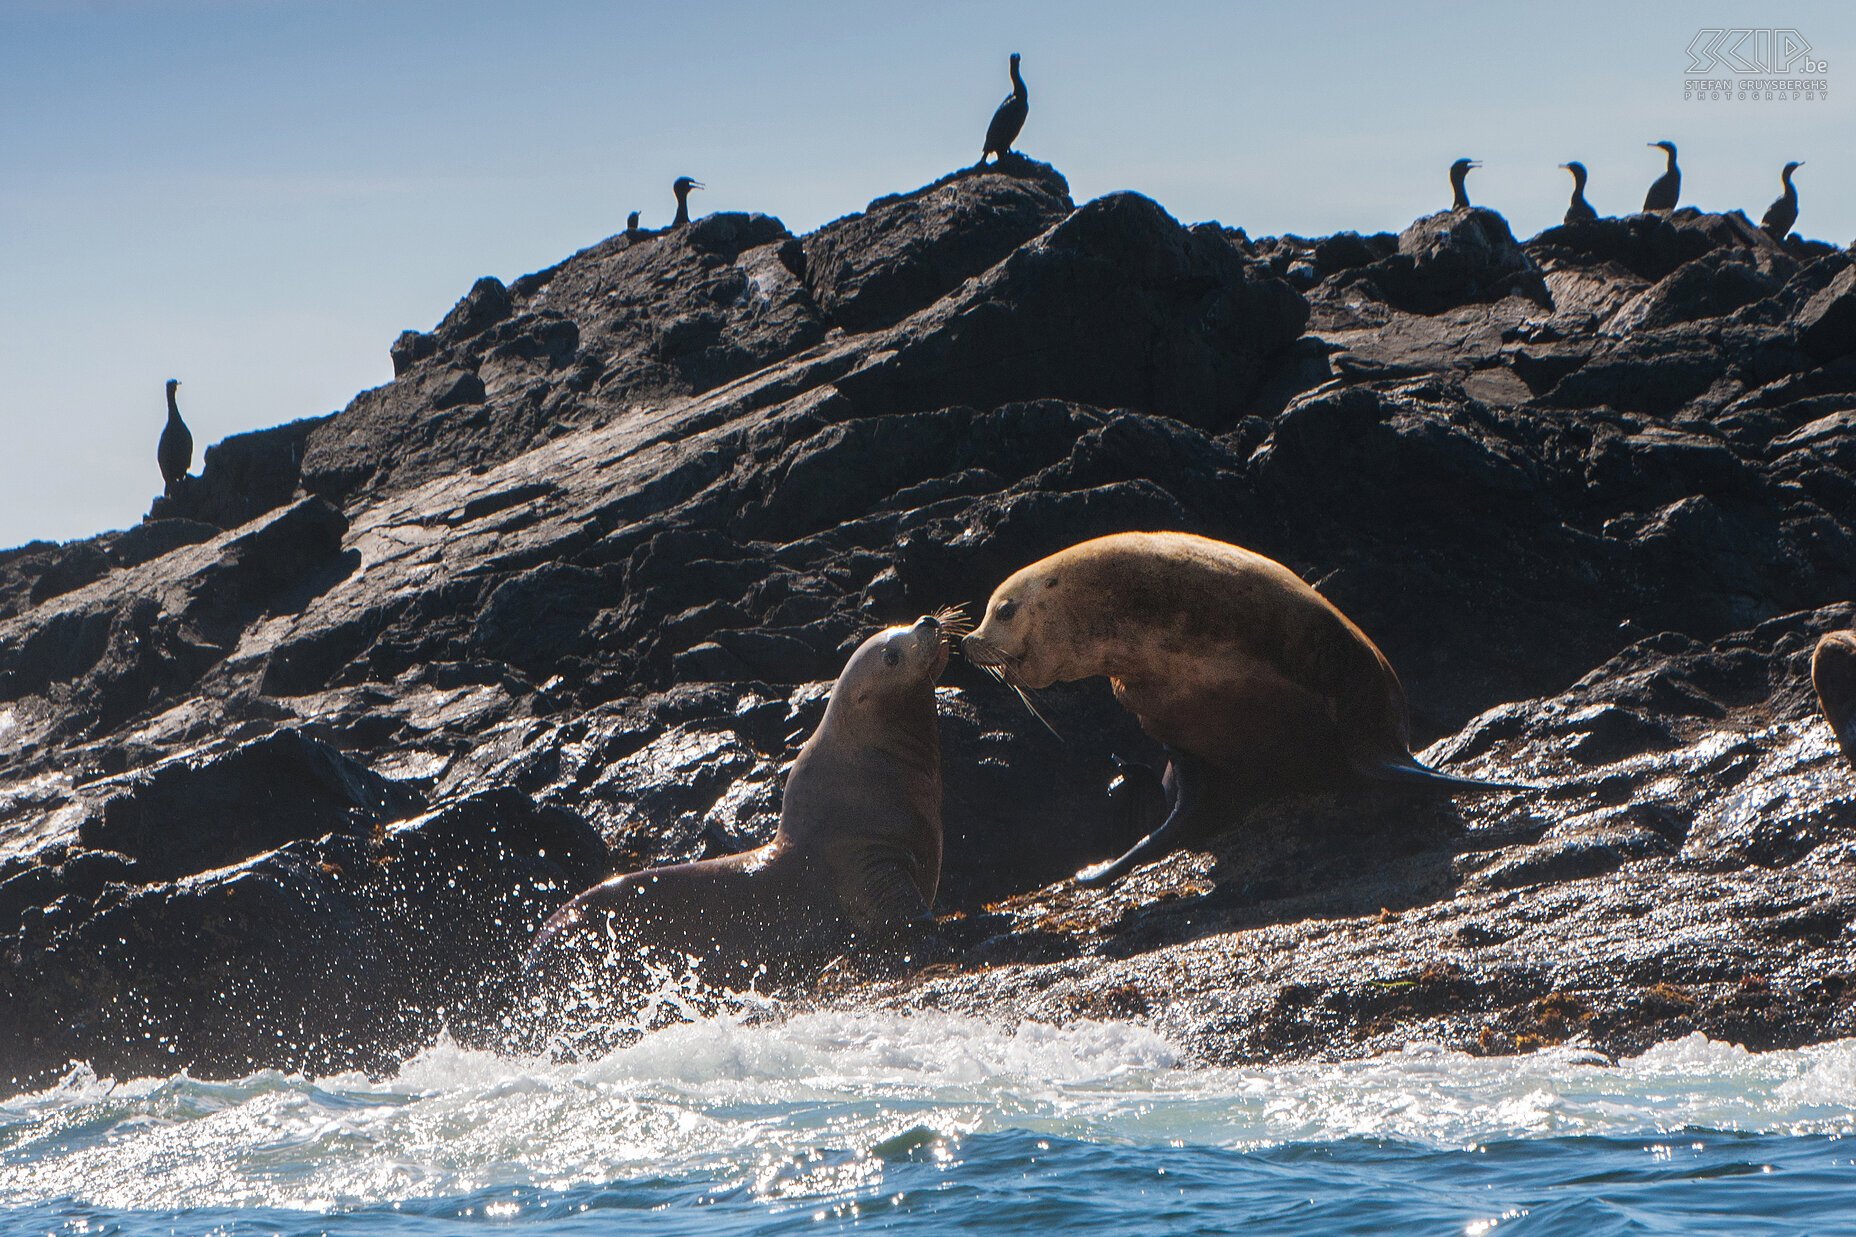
[1,169,1853,1085]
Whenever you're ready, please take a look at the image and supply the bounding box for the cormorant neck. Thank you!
[1450,170,1470,209]
[1664,148,1678,171]
[673,191,689,227]
[166,388,180,418]
[1010,59,1025,100]
[1570,166,1587,191]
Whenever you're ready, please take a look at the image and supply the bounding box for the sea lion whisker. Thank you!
[1012,684,1065,743]
[931,603,972,639]
[993,661,1064,743]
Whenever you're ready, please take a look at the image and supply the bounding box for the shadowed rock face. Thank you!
[2,167,1854,1085]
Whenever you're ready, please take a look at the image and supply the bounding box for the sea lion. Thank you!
[523,610,961,1017]
[961,531,1507,886]
[1813,631,1856,769]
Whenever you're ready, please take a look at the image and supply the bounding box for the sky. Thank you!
[0,0,1849,550]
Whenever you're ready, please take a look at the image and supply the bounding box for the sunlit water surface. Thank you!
[2,1011,1853,1235]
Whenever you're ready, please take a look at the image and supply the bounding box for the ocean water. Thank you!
[2,1011,1853,1236]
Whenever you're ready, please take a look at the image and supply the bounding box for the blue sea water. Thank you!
[2,1012,1852,1236]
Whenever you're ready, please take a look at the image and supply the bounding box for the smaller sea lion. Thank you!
[963,532,1511,887]
[1813,630,1856,769]
[523,610,962,1019]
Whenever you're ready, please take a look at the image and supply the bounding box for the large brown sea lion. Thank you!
[962,532,1509,886]
[522,611,960,1018]
[1814,631,1856,769]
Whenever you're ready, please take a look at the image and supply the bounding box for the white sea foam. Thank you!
[1,1012,1851,1212]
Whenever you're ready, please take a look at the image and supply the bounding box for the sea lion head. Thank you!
[829,608,967,719]
[962,553,1092,691]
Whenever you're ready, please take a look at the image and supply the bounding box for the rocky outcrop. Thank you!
[1326,207,1550,315]
[0,167,1852,1086]
[148,416,328,531]
[802,161,1075,331]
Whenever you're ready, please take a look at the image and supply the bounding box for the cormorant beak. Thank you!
[691,181,705,191]
[1469,161,1482,169]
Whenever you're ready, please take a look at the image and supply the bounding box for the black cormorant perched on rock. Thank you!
[1643,141,1680,212]
[982,52,1028,164]
[625,210,642,241]
[1449,158,1479,210]
[1559,162,1598,223]
[1761,161,1804,240]
[671,176,703,227]
[157,378,192,496]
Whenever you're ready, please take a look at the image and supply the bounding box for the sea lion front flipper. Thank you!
[1075,747,1206,887]
[850,853,936,936]
[849,861,952,968]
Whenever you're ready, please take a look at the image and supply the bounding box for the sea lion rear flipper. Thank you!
[1358,758,1529,794]
[1076,747,1205,887]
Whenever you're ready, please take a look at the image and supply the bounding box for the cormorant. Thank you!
[981,52,1028,164]
[157,378,192,496]
[1761,161,1804,240]
[1560,162,1598,223]
[1643,141,1680,212]
[625,210,642,241]
[1449,158,1479,210]
[671,176,703,227]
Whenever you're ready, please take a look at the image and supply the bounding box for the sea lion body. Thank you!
[524,614,952,1006]
[967,532,1417,781]
[963,532,1497,883]
[1813,630,1856,769]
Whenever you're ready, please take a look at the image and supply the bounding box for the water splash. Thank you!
[1,1013,1852,1218]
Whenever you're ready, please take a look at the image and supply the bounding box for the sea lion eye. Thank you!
[884,647,901,667]
[997,599,1017,622]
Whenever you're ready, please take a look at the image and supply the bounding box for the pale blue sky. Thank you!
[1,0,1848,549]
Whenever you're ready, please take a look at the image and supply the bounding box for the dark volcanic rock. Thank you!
[1798,266,1856,362]
[0,496,352,742]
[77,727,422,882]
[1527,209,1783,283]
[3,161,1855,1085]
[802,160,1073,331]
[147,416,329,531]
[299,211,827,505]
[1337,208,1550,315]
[836,192,1309,428]
[0,787,604,1081]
